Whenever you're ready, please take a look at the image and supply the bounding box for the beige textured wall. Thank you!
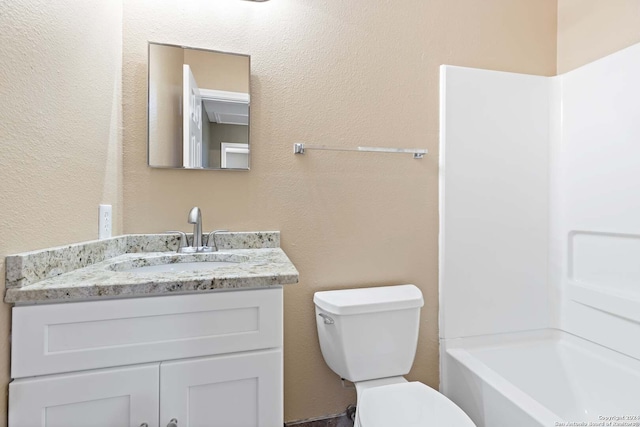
[0,1,123,424]
[184,49,249,93]
[558,0,640,73]
[149,44,184,167]
[123,0,556,421]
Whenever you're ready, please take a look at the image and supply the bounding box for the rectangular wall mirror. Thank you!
[148,42,250,170]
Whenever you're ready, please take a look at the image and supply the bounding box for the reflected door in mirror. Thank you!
[148,43,250,170]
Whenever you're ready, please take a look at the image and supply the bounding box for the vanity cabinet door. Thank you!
[9,364,159,427]
[160,349,282,427]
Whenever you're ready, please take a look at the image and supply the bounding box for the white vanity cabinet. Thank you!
[9,364,160,427]
[8,288,283,427]
[160,350,282,426]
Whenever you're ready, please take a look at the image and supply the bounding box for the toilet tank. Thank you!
[314,285,424,382]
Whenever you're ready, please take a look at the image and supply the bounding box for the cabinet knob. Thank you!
[140,424,149,427]
[167,418,178,427]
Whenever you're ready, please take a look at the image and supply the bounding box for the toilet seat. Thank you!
[357,381,475,427]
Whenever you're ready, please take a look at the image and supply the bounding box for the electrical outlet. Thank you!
[99,204,112,239]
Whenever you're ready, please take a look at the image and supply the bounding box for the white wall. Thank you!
[554,43,640,359]
[439,65,552,339]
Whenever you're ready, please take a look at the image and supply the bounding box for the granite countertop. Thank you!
[4,232,299,304]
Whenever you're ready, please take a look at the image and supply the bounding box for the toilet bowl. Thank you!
[314,285,475,427]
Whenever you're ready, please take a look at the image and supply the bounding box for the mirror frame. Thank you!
[146,41,252,171]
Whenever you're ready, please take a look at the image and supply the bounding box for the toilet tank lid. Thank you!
[313,285,424,316]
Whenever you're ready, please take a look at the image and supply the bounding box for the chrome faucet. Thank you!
[206,229,229,251]
[166,208,228,253]
[188,207,203,248]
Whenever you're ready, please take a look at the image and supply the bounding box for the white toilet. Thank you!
[314,284,476,427]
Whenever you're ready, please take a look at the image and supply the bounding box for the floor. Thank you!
[285,413,354,427]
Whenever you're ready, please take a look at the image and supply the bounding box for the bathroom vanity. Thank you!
[4,232,298,427]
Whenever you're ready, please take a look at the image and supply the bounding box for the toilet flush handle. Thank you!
[318,313,335,325]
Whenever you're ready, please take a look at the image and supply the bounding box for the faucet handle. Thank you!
[205,229,229,251]
[165,231,189,252]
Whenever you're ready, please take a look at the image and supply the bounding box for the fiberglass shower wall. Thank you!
[438,65,552,341]
[439,42,640,360]
[552,43,640,360]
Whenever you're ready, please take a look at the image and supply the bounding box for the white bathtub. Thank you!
[441,329,640,427]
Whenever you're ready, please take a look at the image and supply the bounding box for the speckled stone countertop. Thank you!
[4,232,299,304]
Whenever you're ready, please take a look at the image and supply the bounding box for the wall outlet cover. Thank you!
[99,204,112,239]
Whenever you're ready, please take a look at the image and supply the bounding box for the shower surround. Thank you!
[439,43,640,426]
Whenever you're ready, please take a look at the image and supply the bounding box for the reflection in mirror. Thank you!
[148,42,250,170]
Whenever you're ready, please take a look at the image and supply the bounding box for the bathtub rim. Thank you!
[443,327,640,365]
[441,328,640,426]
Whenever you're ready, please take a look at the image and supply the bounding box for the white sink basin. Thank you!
[109,253,250,275]
[121,261,239,274]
